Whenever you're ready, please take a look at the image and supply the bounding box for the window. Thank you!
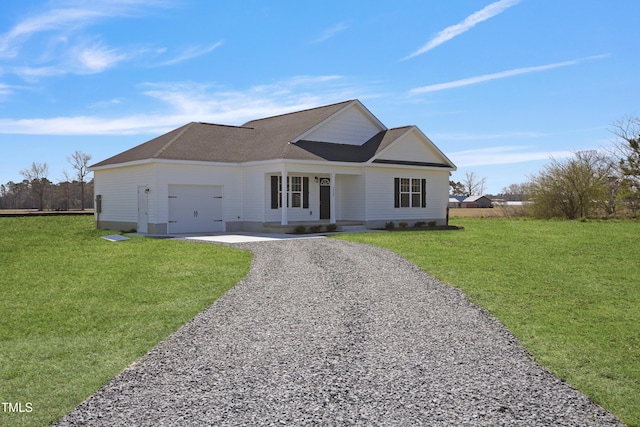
[270,175,309,209]
[394,177,426,208]
[277,175,287,208]
[290,176,302,208]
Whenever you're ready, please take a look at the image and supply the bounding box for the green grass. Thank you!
[337,218,640,427]
[0,216,251,427]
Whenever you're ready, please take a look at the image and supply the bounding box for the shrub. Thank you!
[294,225,306,234]
[399,221,408,229]
[427,220,437,227]
[326,223,338,232]
[385,221,395,230]
[309,225,323,233]
[414,221,427,228]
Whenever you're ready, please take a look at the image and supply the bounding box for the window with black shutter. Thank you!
[394,177,426,208]
[270,175,309,209]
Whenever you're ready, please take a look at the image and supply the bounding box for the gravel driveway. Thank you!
[57,238,623,426]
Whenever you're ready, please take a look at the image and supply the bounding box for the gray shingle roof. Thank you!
[90,100,444,168]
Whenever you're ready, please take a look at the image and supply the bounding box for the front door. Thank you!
[320,179,330,220]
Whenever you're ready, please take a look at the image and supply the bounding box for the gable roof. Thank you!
[369,125,457,169]
[291,100,386,143]
[91,100,456,169]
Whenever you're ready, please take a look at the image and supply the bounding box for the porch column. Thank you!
[281,170,288,225]
[330,172,336,224]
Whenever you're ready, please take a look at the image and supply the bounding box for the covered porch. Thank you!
[266,168,364,227]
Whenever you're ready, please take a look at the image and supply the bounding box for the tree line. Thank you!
[523,117,640,219]
[0,151,93,211]
[451,116,640,219]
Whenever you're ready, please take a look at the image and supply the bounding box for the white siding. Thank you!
[95,160,451,230]
[154,163,242,225]
[376,130,446,164]
[336,175,365,221]
[241,166,268,222]
[365,167,450,223]
[302,106,382,145]
[264,173,319,223]
[94,164,155,224]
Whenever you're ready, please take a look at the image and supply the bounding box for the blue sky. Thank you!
[1,0,638,194]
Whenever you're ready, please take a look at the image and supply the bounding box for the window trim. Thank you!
[271,175,309,209]
[394,177,426,208]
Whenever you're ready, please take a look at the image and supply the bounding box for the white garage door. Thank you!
[168,185,224,233]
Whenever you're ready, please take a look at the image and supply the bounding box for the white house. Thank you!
[90,100,457,234]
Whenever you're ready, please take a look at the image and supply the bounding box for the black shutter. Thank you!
[303,177,309,209]
[270,176,278,209]
[421,179,427,208]
[394,178,400,208]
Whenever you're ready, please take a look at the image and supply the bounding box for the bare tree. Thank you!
[19,162,49,210]
[67,150,92,210]
[461,171,487,196]
[500,183,530,201]
[610,116,640,214]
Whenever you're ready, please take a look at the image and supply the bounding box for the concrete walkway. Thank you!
[183,232,326,243]
[57,238,623,426]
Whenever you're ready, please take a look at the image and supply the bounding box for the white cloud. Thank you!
[0,83,17,101]
[7,40,130,79]
[140,76,353,124]
[157,41,224,66]
[74,42,127,73]
[402,0,520,60]
[0,1,169,79]
[433,131,547,141]
[0,1,164,58]
[0,75,365,135]
[88,98,123,109]
[313,22,349,43]
[410,54,609,94]
[285,75,343,86]
[0,115,177,136]
[449,145,573,167]
[0,8,106,57]
[11,65,66,80]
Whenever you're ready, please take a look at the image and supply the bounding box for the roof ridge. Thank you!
[197,122,254,130]
[152,123,195,158]
[243,99,355,125]
[388,125,414,130]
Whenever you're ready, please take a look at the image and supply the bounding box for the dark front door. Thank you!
[320,184,330,219]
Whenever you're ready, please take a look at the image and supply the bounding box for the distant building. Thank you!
[449,195,493,208]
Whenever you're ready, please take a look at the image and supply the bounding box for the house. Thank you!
[449,195,493,208]
[90,100,457,234]
[449,197,463,208]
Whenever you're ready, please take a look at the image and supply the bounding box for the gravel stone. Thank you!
[56,238,624,426]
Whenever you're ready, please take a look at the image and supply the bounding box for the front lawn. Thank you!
[0,216,251,427]
[337,218,640,427]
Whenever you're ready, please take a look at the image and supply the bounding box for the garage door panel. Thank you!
[168,185,224,233]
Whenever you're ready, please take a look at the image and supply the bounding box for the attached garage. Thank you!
[168,185,224,233]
